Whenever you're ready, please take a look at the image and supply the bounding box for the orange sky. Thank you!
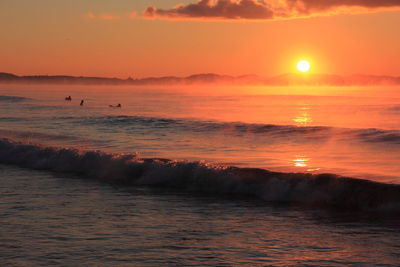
[1,0,399,78]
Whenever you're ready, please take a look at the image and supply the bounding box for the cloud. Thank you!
[84,12,96,19]
[129,11,137,18]
[289,0,400,10]
[143,0,400,20]
[286,0,400,14]
[144,0,274,19]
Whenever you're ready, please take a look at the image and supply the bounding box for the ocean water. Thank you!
[0,84,399,182]
[2,165,400,266]
[1,84,400,265]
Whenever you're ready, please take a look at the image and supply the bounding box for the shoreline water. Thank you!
[2,163,400,266]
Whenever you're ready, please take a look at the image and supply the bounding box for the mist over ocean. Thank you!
[1,84,400,266]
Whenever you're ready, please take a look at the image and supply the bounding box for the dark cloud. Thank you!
[291,0,400,10]
[144,0,274,19]
[287,0,400,14]
[144,0,400,20]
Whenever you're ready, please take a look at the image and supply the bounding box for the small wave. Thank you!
[77,115,400,145]
[0,117,26,123]
[0,129,82,142]
[0,130,105,149]
[79,115,332,138]
[25,104,64,111]
[0,95,32,102]
[387,105,400,113]
[355,128,400,144]
[1,138,399,212]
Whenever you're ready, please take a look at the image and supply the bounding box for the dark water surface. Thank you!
[1,165,400,266]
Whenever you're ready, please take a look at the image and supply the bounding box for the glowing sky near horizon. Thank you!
[0,0,399,78]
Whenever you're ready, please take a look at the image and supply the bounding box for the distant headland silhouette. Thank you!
[0,72,399,86]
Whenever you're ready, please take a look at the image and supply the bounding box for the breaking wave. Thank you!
[75,115,400,145]
[387,105,400,113]
[1,137,399,212]
[0,95,32,102]
[0,129,86,142]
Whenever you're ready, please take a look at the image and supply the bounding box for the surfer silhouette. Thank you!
[65,96,72,101]
[109,103,122,108]
[80,99,84,106]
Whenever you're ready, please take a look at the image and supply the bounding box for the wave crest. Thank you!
[1,138,399,212]
[80,115,400,145]
[0,95,32,102]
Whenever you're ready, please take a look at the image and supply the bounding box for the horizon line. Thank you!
[2,71,400,80]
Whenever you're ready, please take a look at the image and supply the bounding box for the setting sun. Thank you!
[297,60,311,73]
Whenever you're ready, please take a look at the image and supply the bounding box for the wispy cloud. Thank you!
[143,0,400,20]
[129,11,137,18]
[290,0,400,11]
[84,12,96,19]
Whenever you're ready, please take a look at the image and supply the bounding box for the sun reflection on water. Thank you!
[293,156,310,167]
[292,155,321,172]
[293,106,313,126]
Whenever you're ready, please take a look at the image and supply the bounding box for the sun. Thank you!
[297,60,311,73]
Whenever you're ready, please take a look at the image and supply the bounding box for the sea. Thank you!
[1,83,400,266]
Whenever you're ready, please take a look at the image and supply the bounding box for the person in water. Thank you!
[109,103,122,108]
[65,96,72,101]
[80,100,84,106]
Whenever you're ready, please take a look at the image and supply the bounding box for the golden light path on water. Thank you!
[290,106,320,173]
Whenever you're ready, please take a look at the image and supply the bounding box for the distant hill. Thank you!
[0,73,124,85]
[0,72,264,86]
[0,72,399,86]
